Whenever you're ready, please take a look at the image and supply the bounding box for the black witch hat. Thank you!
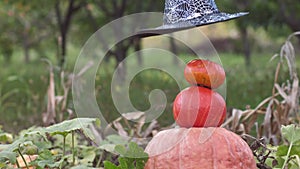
[138,0,248,37]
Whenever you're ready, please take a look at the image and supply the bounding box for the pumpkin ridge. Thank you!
[212,139,217,169]
[221,129,236,159]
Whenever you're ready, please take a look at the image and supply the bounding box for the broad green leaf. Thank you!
[0,151,16,164]
[128,142,148,158]
[281,124,300,143]
[114,145,127,156]
[34,150,55,168]
[105,135,128,145]
[112,142,148,169]
[24,127,48,141]
[280,124,300,169]
[104,161,119,169]
[276,157,285,168]
[277,145,300,156]
[70,165,96,169]
[78,147,96,165]
[34,140,52,150]
[34,149,63,168]
[20,126,40,136]
[2,137,25,152]
[44,118,99,139]
[23,144,39,155]
[0,144,8,151]
[118,157,130,169]
[26,118,99,142]
[99,144,117,153]
[136,158,148,169]
[99,135,128,153]
[117,142,148,158]
[21,141,34,146]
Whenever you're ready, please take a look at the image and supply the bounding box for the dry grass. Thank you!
[222,32,300,145]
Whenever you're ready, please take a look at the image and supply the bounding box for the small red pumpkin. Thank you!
[184,59,225,89]
[145,127,257,169]
[173,86,226,127]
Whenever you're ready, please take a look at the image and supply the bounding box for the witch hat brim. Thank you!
[137,12,249,38]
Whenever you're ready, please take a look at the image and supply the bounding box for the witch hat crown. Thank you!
[138,0,248,36]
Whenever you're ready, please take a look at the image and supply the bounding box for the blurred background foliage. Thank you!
[0,0,299,132]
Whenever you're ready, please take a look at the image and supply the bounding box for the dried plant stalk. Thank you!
[223,32,300,145]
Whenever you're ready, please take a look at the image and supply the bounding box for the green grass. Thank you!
[0,49,299,133]
[0,60,48,131]
[221,52,300,110]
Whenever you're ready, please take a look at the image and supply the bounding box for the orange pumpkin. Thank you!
[173,86,226,127]
[145,127,256,169]
[184,59,225,89]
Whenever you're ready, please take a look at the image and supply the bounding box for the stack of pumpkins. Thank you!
[144,59,257,169]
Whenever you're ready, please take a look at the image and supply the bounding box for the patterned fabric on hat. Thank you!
[164,0,221,24]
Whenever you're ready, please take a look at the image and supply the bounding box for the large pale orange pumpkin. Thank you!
[145,127,256,169]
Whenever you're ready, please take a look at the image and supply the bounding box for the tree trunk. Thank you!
[170,36,179,65]
[55,0,83,69]
[240,27,251,67]
[114,46,127,82]
[84,6,115,59]
[60,29,67,68]
[134,38,143,66]
[278,0,300,46]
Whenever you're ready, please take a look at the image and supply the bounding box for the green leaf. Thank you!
[26,118,100,141]
[99,135,128,153]
[34,140,52,150]
[281,124,300,143]
[106,135,128,145]
[113,142,148,169]
[277,145,300,156]
[136,158,149,169]
[277,145,289,156]
[23,144,39,155]
[24,126,48,139]
[2,137,25,152]
[275,157,285,168]
[125,142,148,158]
[104,161,119,169]
[99,144,117,153]
[103,142,148,169]
[280,124,300,169]
[45,118,99,138]
[0,144,8,151]
[70,165,96,169]
[115,145,127,156]
[78,147,96,165]
[34,149,62,168]
[118,157,130,169]
[0,151,16,164]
